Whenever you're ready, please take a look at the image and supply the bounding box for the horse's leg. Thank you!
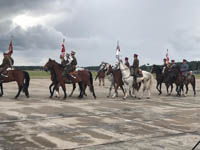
[123,84,128,100]
[50,82,58,98]
[120,84,125,97]
[165,83,169,96]
[107,82,113,98]
[103,78,105,86]
[99,78,101,86]
[49,82,54,97]
[192,81,196,96]
[61,84,67,99]
[112,83,119,98]
[182,84,185,97]
[0,83,3,97]
[69,83,76,97]
[78,82,84,98]
[15,85,23,99]
[185,83,189,95]
[156,82,160,95]
[169,84,173,95]
[159,83,162,95]
[146,80,151,99]
[83,85,87,96]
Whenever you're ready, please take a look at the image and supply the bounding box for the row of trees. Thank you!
[14,61,200,72]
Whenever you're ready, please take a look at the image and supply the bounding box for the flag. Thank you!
[166,49,169,64]
[8,40,13,55]
[116,40,120,56]
[60,42,65,58]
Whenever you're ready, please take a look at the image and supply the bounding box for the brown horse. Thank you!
[95,71,105,86]
[0,70,30,99]
[48,68,77,98]
[44,59,96,99]
[106,64,125,98]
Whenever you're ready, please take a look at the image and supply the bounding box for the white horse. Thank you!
[119,60,153,99]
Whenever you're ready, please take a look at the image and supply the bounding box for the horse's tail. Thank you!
[23,71,30,95]
[89,71,96,99]
[192,74,196,96]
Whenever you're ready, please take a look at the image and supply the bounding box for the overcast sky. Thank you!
[0,0,200,66]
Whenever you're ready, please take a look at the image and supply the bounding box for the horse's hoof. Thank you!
[26,95,30,98]
[15,96,18,99]
[107,95,110,98]
[147,97,150,99]
[69,95,72,97]
[122,97,126,100]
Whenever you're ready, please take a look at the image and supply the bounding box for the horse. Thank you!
[151,65,173,95]
[185,73,196,96]
[99,62,125,98]
[119,60,153,99]
[164,66,185,96]
[0,70,30,99]
[44,59,96,99]
[95,63,106,86]
[48,68,77,98]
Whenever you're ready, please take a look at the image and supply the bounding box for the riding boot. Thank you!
[66,73,73,82]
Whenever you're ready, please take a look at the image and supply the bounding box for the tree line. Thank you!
[14,60,200,73]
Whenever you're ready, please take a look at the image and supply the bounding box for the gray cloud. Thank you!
[0,0,200,66]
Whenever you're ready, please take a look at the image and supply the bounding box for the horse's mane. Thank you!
[51,60,64,68]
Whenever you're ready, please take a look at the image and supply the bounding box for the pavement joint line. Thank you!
[63,131,199,150]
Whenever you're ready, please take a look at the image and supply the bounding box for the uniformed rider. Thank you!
[63,50,77,80]
[133,54,139,83]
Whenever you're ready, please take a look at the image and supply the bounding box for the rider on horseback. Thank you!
[170,60,176,68]
[0,52,14,82]
[180,59,189,77]
[60,54,66,67]
[125,57,130,68]
[132,54,139,83]
[162,58,169,74]
[63,50,77,81]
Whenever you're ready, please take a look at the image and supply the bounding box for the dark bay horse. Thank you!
[151,65,173,95]
[48,68,77,98]
[44,59,96,99]
[184,73,196,96]
[0,70,30,99]
[164,66,185,96]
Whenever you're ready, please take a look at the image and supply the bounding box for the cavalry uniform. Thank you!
[0,53,14,81]
[169,60,176,69]
[162,58,169,73]
[133,54,139,82]
[63,51,77,80]
[60,55,67,67]
[125,57,130,68]
[180,59,189,77]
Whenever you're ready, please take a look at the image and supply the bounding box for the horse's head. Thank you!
[106,64,113,75]
[151,65,161,74]
[44,58,54,72]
